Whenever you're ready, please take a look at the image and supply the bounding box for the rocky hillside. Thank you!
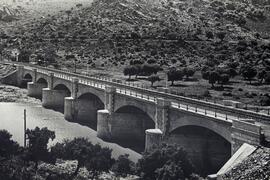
[221,147,270,180]
[2,0,269,72]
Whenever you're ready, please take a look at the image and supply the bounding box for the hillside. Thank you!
[1,0,270,107]
[3,0,270,68]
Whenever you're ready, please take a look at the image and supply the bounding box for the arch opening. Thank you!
[76,93,105,130]
[35,78,48,100]
[22,73,33,88]
[52,84,71,112]
[37,78,48,86]
[112,106,155,153]
[168,125,231,177]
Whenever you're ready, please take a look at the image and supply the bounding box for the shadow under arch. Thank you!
[76,93,105,130]
[168,125,231,177]
[111,105,155,153]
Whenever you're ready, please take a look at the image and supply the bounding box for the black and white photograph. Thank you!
[0,0,270,179]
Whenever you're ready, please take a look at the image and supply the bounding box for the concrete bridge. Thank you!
[1,63,269,176]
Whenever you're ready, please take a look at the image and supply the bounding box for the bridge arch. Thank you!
[111,105,155,152]
[76,92,105,130]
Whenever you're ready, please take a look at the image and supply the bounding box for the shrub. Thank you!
[0,130,20,158]
[136,144,195,180]
[51,138,114,177]
[112,154,135,177]
[25,127,55,167]
[183,67,195,79]
[208,71,220,87]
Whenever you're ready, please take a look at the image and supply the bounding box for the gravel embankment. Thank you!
[221,147,270,180]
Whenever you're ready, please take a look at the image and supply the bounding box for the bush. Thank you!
[0,130,20,158]
[25,127,55,167]
[136,144,195,180]
[51,138,114,177]
[112,154,135,177]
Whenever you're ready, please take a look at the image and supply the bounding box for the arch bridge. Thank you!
[2,64,269,175]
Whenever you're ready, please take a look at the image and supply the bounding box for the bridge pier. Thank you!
[145,129,163,151]
[27,82,47,98]
[64,97,77,121]
[42,88,69,110]
[97,109,111,140]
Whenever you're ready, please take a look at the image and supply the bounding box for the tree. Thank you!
[25,127,55,168]
[167,68,184,86]
[51,138,114,177]
[123,66,137,80]
[0,130,20,158]
[136,144,195,180]
[183,67,195,80]
[44,46,57,65]
[147,75,161,87]
[208,71,220,87]
[219,74,230,87]
[112,154,135,177]
[86,144,114,177]
[18,49,31,62]
[240,65,258,84]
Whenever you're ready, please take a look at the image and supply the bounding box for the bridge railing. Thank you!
[3,61,270,122]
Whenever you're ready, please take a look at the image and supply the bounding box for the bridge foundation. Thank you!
[27,82,47,98]
[42,88,69,110]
